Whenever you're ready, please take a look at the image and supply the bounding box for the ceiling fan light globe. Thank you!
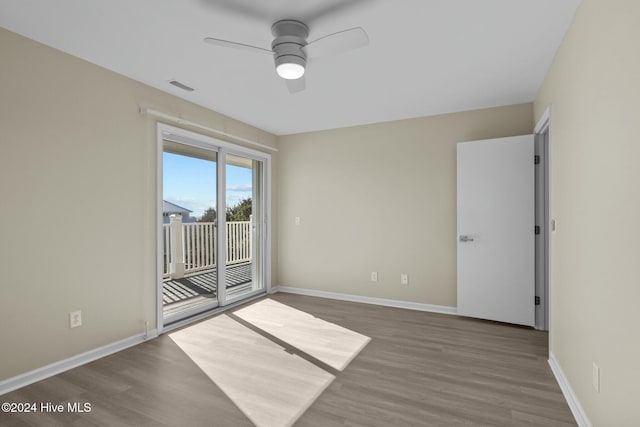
[276,62,305,80]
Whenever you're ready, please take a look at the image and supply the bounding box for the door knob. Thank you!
[459,235,475,242]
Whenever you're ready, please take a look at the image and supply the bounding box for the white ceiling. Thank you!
[0,0,580,136]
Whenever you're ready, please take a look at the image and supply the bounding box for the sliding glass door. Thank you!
[162,141,219,324]
[220,154,264,303]
[158,124,270,328]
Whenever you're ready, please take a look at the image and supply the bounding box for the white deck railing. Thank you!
[162,215,251,279]
[226,221,252,266]
[184,222,217,274]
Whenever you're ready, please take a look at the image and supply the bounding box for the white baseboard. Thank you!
[548,352,592,427]
[0,329,159,396]
[271,286,457,315]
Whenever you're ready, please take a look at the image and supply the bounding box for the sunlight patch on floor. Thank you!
[234,298,371,371]
[170,314,334,427]
[169,299,371,426]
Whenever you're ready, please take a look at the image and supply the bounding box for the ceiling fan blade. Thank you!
[203,37,272,55]
[286,76,306,93]
[306,27,369,59]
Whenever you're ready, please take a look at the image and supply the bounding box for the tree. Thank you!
[198,207,216,223]
[226,198,252,222]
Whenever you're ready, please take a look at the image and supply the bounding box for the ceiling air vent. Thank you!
[169,80,194,92]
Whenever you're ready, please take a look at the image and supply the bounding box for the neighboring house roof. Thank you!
[163,200,192,215]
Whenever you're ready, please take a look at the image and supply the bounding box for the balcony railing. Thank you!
[162,215,251,279]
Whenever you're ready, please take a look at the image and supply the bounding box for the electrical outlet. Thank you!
[593,363,600,393]
[69,310,82,328]
[401,274,409,285]
[371,272,378,282]
[295,216,301,226]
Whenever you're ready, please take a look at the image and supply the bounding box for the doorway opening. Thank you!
[223,154,265,303]
[157,124,271,331]
[162,141,219,323]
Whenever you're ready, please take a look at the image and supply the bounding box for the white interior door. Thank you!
[457,135,534,326]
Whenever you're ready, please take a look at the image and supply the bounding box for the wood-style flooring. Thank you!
[0,293,576,427]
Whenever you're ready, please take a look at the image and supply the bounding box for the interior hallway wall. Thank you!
[534,0,640,424]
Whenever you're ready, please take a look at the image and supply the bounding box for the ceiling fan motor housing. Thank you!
[271,20,309,74]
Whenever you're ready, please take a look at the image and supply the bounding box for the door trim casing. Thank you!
[534,106,552,335]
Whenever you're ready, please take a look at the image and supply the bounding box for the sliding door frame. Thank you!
[156,123,272,333]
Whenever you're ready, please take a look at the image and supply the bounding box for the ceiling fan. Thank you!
[204,19,369,93]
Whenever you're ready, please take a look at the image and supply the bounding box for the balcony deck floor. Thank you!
[162,262,252,318]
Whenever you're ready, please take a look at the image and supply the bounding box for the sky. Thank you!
[163,152,253,219]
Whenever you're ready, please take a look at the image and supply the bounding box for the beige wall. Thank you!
[9,3,640,423]
[0,28,277,381]
[534,0,640,425]
[276,104,532,307]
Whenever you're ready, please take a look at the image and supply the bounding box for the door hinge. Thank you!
[535,225,540,235]
[534,155,540,165]
[535,296,541,305]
